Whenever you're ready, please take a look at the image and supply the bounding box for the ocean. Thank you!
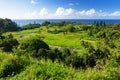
[13,19,120,26]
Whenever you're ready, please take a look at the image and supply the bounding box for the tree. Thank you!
[41,21,50,26]
[22,23,40,30]
[0,18,4,32]
[0,18,19,32]
[4,18,19,32]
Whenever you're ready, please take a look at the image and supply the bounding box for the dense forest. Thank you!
[0,18,120,80]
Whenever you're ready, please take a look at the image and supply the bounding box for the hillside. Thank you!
[0,21,120,80]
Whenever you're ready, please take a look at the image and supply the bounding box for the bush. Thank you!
[19,37,49,52]
[66,25,75,32]
[31,48,63,62]
[85,55,96,67]
[0,56,29,78]
[0,34,19,52]
[62,48,71,61]
[41,21,50,26]
[65,54,86,69]
[116,56,120,65]
[22,23,40,30]
[31,48,48,60]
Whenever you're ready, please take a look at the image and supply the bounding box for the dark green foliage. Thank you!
[112,23,120,30]
[19,37,49,52]
[93,48,110,60]
[65,54,86,69]
[31,48,48,60]
[49,21,66,27]
[96,31,106,38]
[81,25,92,31]
[109,30,120,39]
[31,47,88,69]
[0,19,4,33]
[81,40,93,49]
[41,21,50,26]
[62,48,71,61]
[22,23,40,30]
[0,57,29,78]
[53,48,63,61]
[0,33,5,40]
[66,25,75,32]
[31,48,62,62]
[81,40,111,68]
[0,18,19,32]
[0,34,19,52]
[4,19,18,31]
[116,56,120,65]
[93,21,106,27]
[85,55,96,67]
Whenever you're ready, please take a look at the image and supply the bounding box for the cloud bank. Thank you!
[23,7,120,19]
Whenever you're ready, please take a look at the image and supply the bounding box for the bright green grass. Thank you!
[5,26,97,50]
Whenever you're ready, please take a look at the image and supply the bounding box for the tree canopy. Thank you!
[0,18,19,32]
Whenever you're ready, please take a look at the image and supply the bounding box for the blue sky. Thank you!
[0,0,120,19]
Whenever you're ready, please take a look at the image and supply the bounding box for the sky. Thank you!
[0,0,120,19]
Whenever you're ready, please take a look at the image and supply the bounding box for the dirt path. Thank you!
[49,45,82,52]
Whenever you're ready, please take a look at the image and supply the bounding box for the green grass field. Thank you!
[1,25,119,80]
[5,26,97,51]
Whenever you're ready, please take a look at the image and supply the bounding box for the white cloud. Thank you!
[78,10,86,16]
[22,7,120,19]
[110,11,120,16]
[66,8,75,15]
[23,8,51,19]
[55,7,65,16]
[77,9,96,16]
[31,0,37,4]
[39,8,49,16]
[55,7,75,16]
[85,9,96,16]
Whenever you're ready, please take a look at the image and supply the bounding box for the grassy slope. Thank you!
[2,26,119,80]
[5,26,97,50]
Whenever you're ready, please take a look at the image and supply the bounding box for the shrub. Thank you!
[66,25,75,32]
[31,48,62,62]
[19,37,49,52]
[0,56,29,78]
[85,55,96,67]
[116,56,120,65]
[62,48,71,60]
[65,54,85,69]
[22,23,40,30]
[41,21,50,26]
[31,48,48,60]
[0,34,19,52]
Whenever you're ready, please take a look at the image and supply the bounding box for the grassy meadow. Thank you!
[0,20,120,80]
